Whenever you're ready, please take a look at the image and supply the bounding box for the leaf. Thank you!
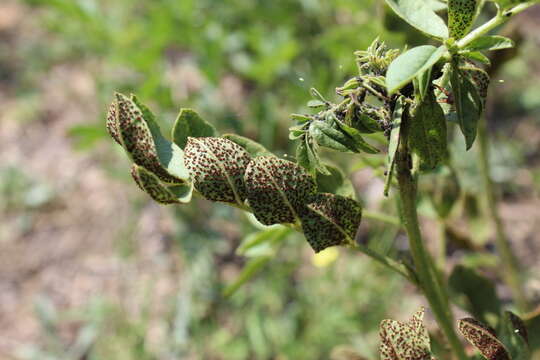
[379,308,432,360]
[384,0,448,39]
[458,318,510,360]
[408,89,447,169]
[450,64,483,149]
[310,120,357,153]
[222,133,273,157]
[131,164,193,204]
[109,93,190,184]
[236,226,291,257]
[336,121,380,154]
[464,36,515,52]
[463,51,491,65]
[222,256,271,297]
[448,0,478,40]
[299,193,362,252]
[307,99,327,108]
[384,96,404,196]
[171,108,217,149]
[386,45,445,95]
[448,265,501,326]
[498,312,529,360]
[296,135,330,175]
[415,66,433,101]
[244,156,316,225]
[184,137,251,204]
[315,164,356,198]
[353,113,382,134]
[460,64,490,105]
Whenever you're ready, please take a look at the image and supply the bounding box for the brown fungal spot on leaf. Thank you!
[299,193,362,252]
[106,100,121,145]
[458,318,510,360]
[184,137,251,204]
[379,308,432,360]
[448,0,478,40]
[114,93,188,184]
[244,156,316,225]
[460,64,490,105]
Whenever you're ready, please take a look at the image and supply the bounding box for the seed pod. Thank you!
[131,164,192,204]
[110,93,189,184]
[299,193,362,252]
[184,137,251,204]
[448,0,478,40]
[244,156,316,225]
[458,318,510,360]
[379,308,432,360]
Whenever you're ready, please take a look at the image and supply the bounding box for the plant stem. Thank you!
[456,1,538,49]
[396,115,468,360]
[477,115,530,313]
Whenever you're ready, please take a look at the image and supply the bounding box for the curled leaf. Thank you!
[131,164,193,204]
[244,156,316,225]
[172,108,217,149]
[184,137,251,204]
[458,318,510,360]
[299,193,362,252]
[379,308,432,360]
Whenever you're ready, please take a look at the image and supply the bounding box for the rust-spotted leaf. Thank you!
[131,164,193,204]
[379,308,432,360]
[244,156,316,225]
[299,193,362,252]
[458,318,510,360]
[448,0,478,40]
[109,93,190,184]
[184,137,251,204]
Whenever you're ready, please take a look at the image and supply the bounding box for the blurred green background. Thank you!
[1,1,539,359]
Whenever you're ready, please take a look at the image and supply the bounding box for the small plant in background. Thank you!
[106,0,539,359]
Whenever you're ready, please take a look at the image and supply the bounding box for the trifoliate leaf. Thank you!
[184,137,251,204]
[448,0,478,40]
[244,156,316,225]
[379,308,432,360]
[458,318,510,360]
[172,108,217,149]
[111,93,190,184]
[131,164,193,204]
[299,193,362,252]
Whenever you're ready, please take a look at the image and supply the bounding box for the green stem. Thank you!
[396,115,468,360]
[456,1,538,49]
[363,210,401,226]
[477,116,530,313]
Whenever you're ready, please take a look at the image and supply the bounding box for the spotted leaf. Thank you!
[448,0,478,40]
[458,318,510,360]
[108,93,190,184]
[184,137,251,204]
[379,308,432,360]
[460,64,490,107]
[244,156,316,225]
[131,164,193,204]
[299,193,362,252]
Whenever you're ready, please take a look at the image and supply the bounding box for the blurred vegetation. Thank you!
[2,0,540,359]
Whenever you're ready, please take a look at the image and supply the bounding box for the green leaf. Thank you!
[408,89,447,169]
[336,121,380,154]
[450,64,483,149]
[315,164,356,198]
[386,45,445,95]
[307,99,327,109]
[299,193,362,252]
[310,120,357,152]
[244,156,316,225]
[380,308,433,360]
[236,226,291,257]
[296,136,329,175]
[415,66,433,101]
[109,93,190,184]
[448,265,501,327]
[498,312,529,360]
[458,318,510,360]
[384,96,404,196]
[463,35,515,52]
[448,0,478,40]
[353,113,382,134]
[131,164,193,204]
[222,256,271,297]
[171,108,217,149]
[222,133,273,157]
[384,0,449,39]
[184,137,251,204]
[463,51,491,65]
